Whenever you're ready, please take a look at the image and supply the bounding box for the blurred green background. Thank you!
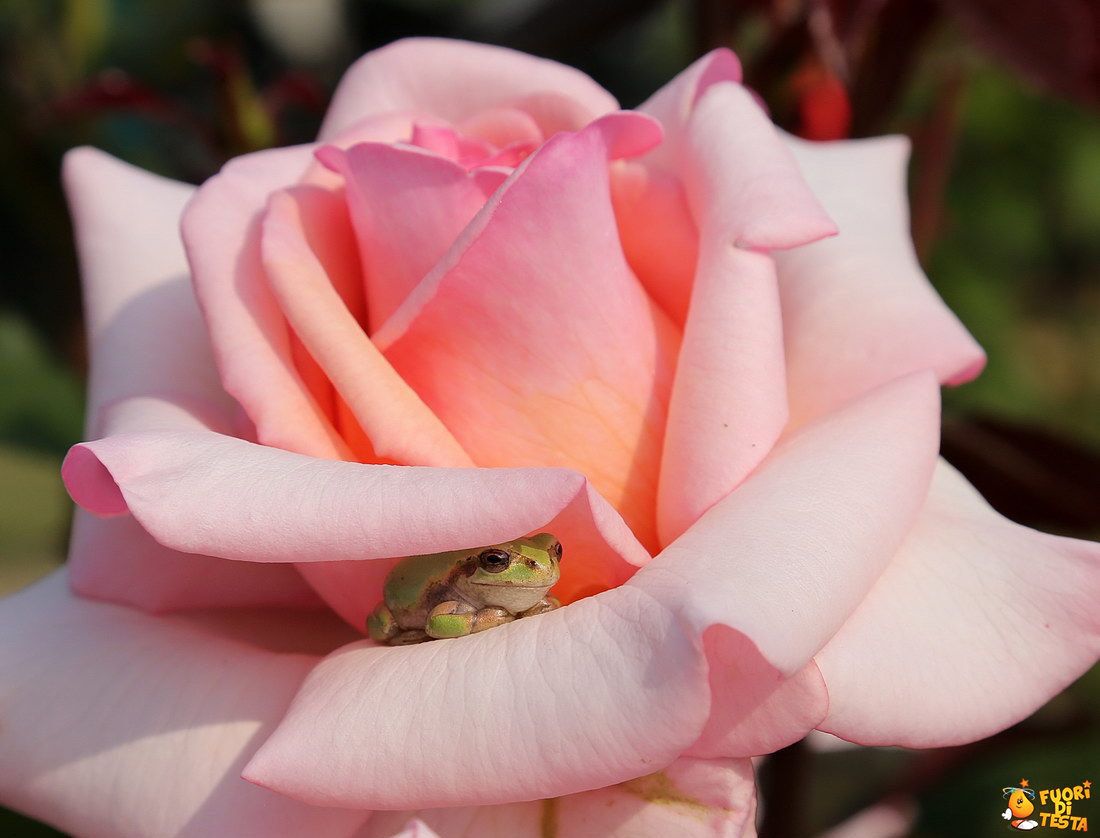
[0,1,1097,836]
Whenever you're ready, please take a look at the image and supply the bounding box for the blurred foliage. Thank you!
[0,0,1097,836]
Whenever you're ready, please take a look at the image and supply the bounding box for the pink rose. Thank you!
[2,38,1097,838]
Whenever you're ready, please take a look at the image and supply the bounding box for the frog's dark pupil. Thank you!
[478,549,510,572]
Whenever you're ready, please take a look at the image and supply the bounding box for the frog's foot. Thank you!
[366,605,399,643]
[390,629,431,646]
[472,607,514,633]
[426,600,477,639]
[520,595,561,618]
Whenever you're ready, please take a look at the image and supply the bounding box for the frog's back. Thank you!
[383,549,468,615]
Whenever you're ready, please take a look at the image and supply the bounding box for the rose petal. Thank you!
[62,147,318,610]
[357,757,756,838]
[240,375,936,810]
[656,247,787,545]
[679,82,836,252]
[316,142,497,332]
[610,161,699,325]
[653,81,837,545]
[61,429,649,623]
[686,632,828,758]
[638,371,940,674]
[0,572,367,838]
[816,459,1100,747]
[458,107,543,149]
[243,586,712,808]
[636,48,742,170]
[320,38,617,141]
[183,143,349,458]
[776,135,986,427]
[375,113,678,550]
[261,185,471,467]
[613,49,741,325]
[376,820,440,838]
[62,148,237,431]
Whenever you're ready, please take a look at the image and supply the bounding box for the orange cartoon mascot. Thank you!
[1002,783,1038,830]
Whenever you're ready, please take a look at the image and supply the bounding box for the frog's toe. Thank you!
[520,596,560,617]
[390,629,430,645]
[473,607,514,633]
[366,605,398,642]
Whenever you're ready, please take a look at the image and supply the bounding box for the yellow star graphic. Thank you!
[1020,779,1029,788]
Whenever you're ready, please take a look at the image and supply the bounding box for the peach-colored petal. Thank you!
[240,375,936,811]
[317,142,497,332]
[61,147,319,610]
[358,758,756,838]
[320,38,617,141]
[613,49,741,326]
[816,459,1100,747]
[458,106,543,148]
[610,161,699,325]
[376,113,678,550]
[0,572,368,838]
[261,185,471,467]
[776,135,986,428]
[61,429,649,623]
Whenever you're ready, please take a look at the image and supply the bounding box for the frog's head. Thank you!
[465,533,561,600]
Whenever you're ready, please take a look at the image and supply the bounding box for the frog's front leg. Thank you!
[426,600,478,639]
[519,595,561,618]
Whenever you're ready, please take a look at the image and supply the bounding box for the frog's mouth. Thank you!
[473,581,552,588]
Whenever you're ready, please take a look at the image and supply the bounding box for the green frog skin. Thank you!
[366,533,563,645]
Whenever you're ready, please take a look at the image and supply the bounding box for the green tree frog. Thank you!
[366,533,563,645]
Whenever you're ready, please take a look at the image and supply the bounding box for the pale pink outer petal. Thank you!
[656,247,786,545]
[645,372,939,674]
[0,572,368,838]
[243,586,714,809]
[375,113,678,551]
[261,185,472,468]
[320,38,618,141]
[61,429,649,621]
[636,48,743,170]
[642,372,937,759]
[776,135,986,428]
[61,147,318,610]
[182,143,350,459]
[358,758,756,838]
[655,82,836,545]
[816,459,1100,747]
[239,375,937,810]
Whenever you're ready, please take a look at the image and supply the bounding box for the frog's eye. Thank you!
[550,541,563,561]
[478,549,511,573]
